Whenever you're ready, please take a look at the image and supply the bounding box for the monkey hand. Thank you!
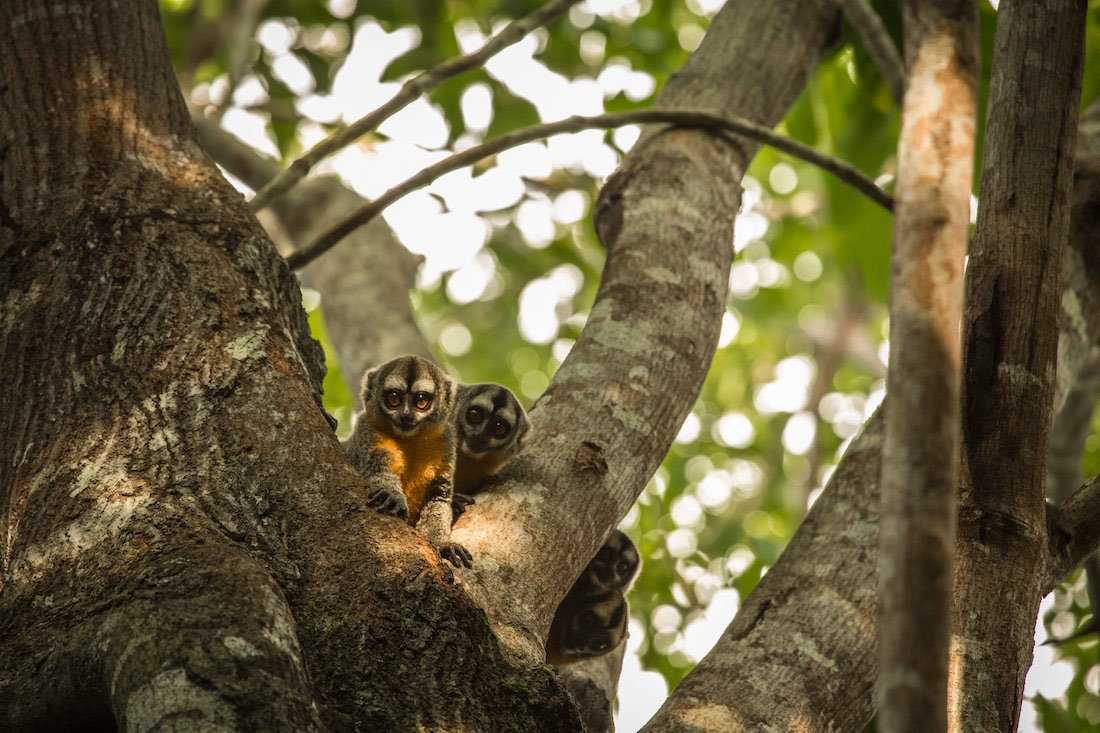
[438,542,473,568]
[451,493,476,522]
[367,484,409,521]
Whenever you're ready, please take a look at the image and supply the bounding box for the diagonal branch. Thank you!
[247,0,580,213]
[1047,475,1100,590]
[449,0,844,665]
[286,108,894,270]
[839,0,906,104]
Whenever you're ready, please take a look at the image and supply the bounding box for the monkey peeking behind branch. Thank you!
[547,529,640,664]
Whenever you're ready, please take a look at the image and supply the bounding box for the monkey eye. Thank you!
[466,406,484,424]
[384,390,402,408]
[596,547,614,562]
[414,392,433,411]
[492,419,510,438]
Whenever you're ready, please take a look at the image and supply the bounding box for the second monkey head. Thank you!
[455,383,529,461]
[362,355,456,437]
[580,529,640,594]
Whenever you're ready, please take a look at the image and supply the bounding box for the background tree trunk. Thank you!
[877,3,976,729]
[950,1,1086,728]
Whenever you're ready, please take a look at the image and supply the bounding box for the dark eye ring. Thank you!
[492,419,510,438]
[384,390,402,408]
[466,407,484,424]
[414,392,432,411]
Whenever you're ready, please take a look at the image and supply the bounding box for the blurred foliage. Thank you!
[162,0,1100,729]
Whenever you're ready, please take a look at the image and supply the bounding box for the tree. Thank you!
[2,0,1100,731]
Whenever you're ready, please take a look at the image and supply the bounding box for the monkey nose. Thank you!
[399,415,416,429]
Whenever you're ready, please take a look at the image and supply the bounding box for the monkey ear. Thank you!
[514,418,531,452]
[361,367,379,402]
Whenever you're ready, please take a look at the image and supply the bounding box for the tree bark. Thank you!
[950,1,1085,729]
[0,2,577,729]
[878,3,976,730]
[0,0,848,728]
[191,117,434,395]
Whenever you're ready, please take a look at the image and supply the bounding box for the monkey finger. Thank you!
[440,542,473,568]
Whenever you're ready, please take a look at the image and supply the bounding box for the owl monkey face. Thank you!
[455,384,529,459]
[581,530,640,593]
[362,356,455,437]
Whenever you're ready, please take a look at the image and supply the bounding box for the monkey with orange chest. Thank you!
[344,355,471,567]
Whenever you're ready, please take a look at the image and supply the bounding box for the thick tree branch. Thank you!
[287,108,894,270]
[555,643,627,733]
[449,0,843,665]
[248,0,580,212]
[877,3,976,730]
[950,1,1085,728]
[839,0,906,104]
[192,112,280,189]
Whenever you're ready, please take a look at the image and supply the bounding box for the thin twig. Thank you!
[839,0,906,105]
[214,0,270,122]
[286,108,894,270]
[249,0,581,213]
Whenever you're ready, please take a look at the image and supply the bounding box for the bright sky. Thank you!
[201,0,1078,728]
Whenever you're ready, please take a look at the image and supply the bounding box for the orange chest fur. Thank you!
[371,426,450,523]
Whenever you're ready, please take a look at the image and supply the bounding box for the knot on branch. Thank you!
[594,170,631,250]
[573,441,608,476]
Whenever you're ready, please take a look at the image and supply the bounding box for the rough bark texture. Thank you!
[950,1,1085,729]
[196,121,629,733]
[877,3,976,730]
[192,117,434,393]
[641,88,1100,733]
[0,2,579,729]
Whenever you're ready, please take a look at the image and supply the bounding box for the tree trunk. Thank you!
[950,1,1086,728]
[878,3,976,730]
[0,0,842,729]
[0,2,576,729]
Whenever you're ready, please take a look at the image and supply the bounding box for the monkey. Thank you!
[449,383,530,520]
[546,588,629,665]
[343,355,472,568]
[546,529,640,664]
